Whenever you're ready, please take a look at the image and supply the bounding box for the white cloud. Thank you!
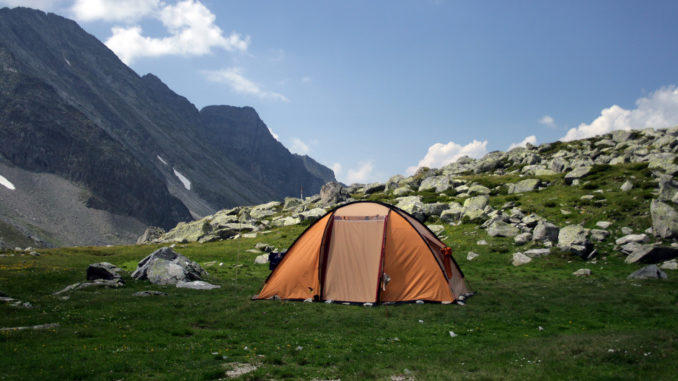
[202,67,288,102]
[88,0,249,64]
[290,138,310,155]
[508,135,537,151]
[331,162,342,177]
[561,85,678,141]
[346,161,374,184]
[71,0,159,22]
[539,115,556,128]
[406,139,488,175]
[267,127,279,141]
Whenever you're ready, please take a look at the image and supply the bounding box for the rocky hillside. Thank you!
[0,7,334,248]
[143,127,678,272]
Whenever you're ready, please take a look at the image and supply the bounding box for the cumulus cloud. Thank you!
[78,0,249,64]
[267,127,279,141]
[508,135,537,151]
[290,138,310,155]
[331,163,342,177]
[346,161,374,184]
[539,115,556,128]
[72,0,159,22]
[561,85,678,141]
[202,68,288,102]
[406,139,488,175]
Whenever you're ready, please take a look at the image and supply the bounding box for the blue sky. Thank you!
[4,0,678,184]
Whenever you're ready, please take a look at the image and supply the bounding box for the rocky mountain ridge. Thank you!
[0,7,334,248]
[142,126,678,272]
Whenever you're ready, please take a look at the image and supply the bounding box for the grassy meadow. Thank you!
[1,163,677,380]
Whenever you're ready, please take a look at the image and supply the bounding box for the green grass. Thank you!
[2,163,677,380]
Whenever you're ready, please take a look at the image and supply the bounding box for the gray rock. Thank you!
[440,202,463,223]
[53,279,125,295]
[422,202,449,218]
[532,221,559,243]
[558,225,592,257]
[418,175,451,193]
[468,184,491,195]
[392,186,411,196]
[651,199,678,238]
[283,197,303,210]
[131,247,207,285]
[596,221,612,229]
[299,208,327,222]
[564,166,592,185]
[660,259,678,270]
[514,232,532,245]
[621,227,633,235]
[573,268,592,277]
[272,216,301,227]
[627,265,667,280]
[87,262,122,281]
[615,234,648,245]
[364,183,386,194]
[524,248,551,258]
[648,154,678,175]
[508,179,541,194]
[255,243,275,252]
[625,245,678,264]
[320,182,349,205]
[549,157,569,173]
[136,226,165,244]
[467,251,479,261]
[175,280,221,290]
[590,229,610,242]
[512,252,532,266]
[620,180,633,192]
[396,196,425,221]
[487,220,520,237]
[657,176,678,203]
[426,224,445,235]
[620,241,644,256]
[611,129,633,143]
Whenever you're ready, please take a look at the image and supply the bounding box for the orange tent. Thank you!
[254,201,472,304]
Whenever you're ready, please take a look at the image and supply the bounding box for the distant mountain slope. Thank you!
[0,7,334,247]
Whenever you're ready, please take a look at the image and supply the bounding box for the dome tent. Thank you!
[254,201,472,304]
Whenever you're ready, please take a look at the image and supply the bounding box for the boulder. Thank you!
[532,221,559,243]
[467,251,479,261]
[651,199,678,238]
[573,268,591,277]
[615,234,648,246]
[272,216,301,227]
[596,221,612,229]
[364,183,386,194]
[176,280,221,290]
[611,129,633,143]
[564,166,592,185]
[392,186,411,196]
[320,182,349,205]
[660,259,678,270]
[131,247,207,285]
[468,184,491,195]
[440,202,463,223]
[514,232,532,245]
[512,252,532,266]
[422,202,449,218]
[87,262,122,281]
[590,229,610,242]
[255,243,275,252]
[558,225,593,257]
[487,220,520,237]
[524,248,551,258]
[418,175,451,193]
[396,196,425,220]
[427,225,445,235]
[507,179,540,194]
[624,245,678,264]
[136,226,165,244]
[283,197,303,210]
[627,265,668,280]
[299,208,327,222]
[620,180,633,192]
[657,176,678,203]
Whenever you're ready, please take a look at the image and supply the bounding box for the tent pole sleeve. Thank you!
[317,211,336,300]
[375,210,390,303]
